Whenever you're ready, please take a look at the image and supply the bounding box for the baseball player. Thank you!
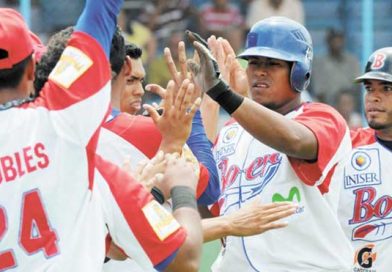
[187,17,354,271]
[119,43,145,115]
[0,1,203,271]
[338,47,392,271]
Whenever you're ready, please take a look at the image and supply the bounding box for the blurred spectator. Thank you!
[335,90,362,129]
[0,0,17,5]
[139,0,197,50]
[311,28,361,108]
[245,0,304,29]
[199,0,245,53]
[118,10,157,67]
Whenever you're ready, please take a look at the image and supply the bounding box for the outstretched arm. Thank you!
[187,36,318,160]
[75,0,123,56]
[202,201,296,242]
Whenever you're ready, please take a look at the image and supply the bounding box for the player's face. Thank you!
[246,57,297,113]
[120,58,145,115]
[363,79,392,131]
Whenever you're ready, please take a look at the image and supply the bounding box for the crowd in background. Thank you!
[0,0,369,128]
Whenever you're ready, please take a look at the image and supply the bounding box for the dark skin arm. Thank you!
[187,37,318,161]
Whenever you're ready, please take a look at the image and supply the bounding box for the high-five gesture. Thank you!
[143,80,201,154]
[207,36,249,97]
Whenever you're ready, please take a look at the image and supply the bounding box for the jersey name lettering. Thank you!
[0,143,49,184]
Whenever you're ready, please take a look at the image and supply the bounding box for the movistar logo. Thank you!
[272,186,301,202]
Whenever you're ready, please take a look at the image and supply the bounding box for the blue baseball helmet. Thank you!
[238,17,313,92]
[355,47,392,83]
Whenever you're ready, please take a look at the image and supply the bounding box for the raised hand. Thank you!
[143,79,201,154]
[164,42,188,90]
[186,32,221,93]
[163,39,202,102]
[208,36,249,97]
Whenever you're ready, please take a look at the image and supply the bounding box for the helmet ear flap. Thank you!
[291,61,311,92]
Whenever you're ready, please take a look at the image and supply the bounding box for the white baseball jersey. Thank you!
[0,32,185,271]
[212,102,354,272]
[338,128,392,271]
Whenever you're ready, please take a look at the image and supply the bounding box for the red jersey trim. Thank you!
[317,163,337,194]
[95,155,186,265]
[289,103,347,187]
[196,163,210,198]
[350,128,376,148]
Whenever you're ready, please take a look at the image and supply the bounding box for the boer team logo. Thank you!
[219,153,282,214]
[349,186,392,242]
[354,244,377,269]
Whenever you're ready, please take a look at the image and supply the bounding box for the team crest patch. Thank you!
[142,200,180,241]
[344,149,381,189]
[49,46,93,88]
[352,151,371,171]
[222,126,239,144]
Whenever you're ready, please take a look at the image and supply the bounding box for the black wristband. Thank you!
[206,80,244,114]
[151,186,165,204]
[171,186,197,211]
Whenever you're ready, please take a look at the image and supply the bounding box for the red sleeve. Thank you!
[95,155,186,265]
[289,103,348,187]
[103,114,162,159]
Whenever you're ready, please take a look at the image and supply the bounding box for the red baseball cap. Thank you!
[0,8,34,69]
[29,31,47,63]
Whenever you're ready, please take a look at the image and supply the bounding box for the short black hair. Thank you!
[125,43,142,60]
[110,27,126,77]
[34,26,126,96]
[0,54,32,89]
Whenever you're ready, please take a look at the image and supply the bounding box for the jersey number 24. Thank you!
[0,189,59,270]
